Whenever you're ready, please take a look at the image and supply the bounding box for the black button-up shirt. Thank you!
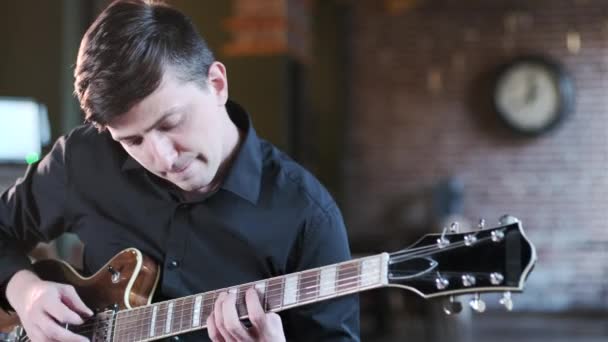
[0,100,359,341]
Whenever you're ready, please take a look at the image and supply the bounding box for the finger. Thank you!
[245,287,267,333]
[39,314,89,342]
[45,299,86,326]
[222,291,250,340]
[206,312,225,342]
[214,292,230,339]
[60,285,94,317]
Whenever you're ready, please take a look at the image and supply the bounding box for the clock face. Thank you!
[493,58,573,135]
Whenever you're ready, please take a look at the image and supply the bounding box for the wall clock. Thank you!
[493,56,575,136]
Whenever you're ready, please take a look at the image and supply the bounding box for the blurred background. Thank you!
[1,0,607,341]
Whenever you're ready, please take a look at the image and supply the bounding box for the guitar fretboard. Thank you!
[109,253,387,341]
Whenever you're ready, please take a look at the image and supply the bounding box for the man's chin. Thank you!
[175,181,213,194]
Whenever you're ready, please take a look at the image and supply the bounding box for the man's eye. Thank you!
[159,124,176,132]
[124,137,142,146]
[159,120,180,131]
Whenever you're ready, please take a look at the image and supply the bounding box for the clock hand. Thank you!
[525,79,538,105]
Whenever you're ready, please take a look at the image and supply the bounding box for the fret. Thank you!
[180,297,195,333]
[266,277,284,311]
[233,287,248,318]
[136,306,152,341]
[361,256,381,287]
[337,260,361,293]
[283,274,299,306]
[150,304,159,337]
[298,269,320,303]
[319,266,337,297]
[252,280,267,314]
[114,310,135,341]
[192,295,203,327]
[171,298,185,333]
[254,280,266,297]
[154,302,168,337]
[201,291,218,325]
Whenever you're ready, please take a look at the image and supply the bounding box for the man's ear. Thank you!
[207,61,228,105]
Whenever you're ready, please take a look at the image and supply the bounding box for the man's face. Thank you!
[106,63,230,193]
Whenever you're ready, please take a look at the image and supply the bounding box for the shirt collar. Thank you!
[120,99,263,204]
[220,100,263,204]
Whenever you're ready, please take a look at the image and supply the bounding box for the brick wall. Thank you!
[344,0,608,311]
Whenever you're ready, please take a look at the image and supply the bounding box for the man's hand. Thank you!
[5,270,93,342]
[207,288,286,342]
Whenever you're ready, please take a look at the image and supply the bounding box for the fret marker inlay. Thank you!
[150,305,158,337]
[193,295,203,327]
[165,302,174,334]
[283,274,299,305]
[361,257,380,287]
[255,281,266,295]
[320,267,337,297]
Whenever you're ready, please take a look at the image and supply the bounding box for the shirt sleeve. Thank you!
[0,137,70,311]
[282,201,360,342]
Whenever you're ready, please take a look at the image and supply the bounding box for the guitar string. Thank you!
[70,269,379,339]
[388,231,492,258]
[115,274,382,341]
[102,262,367,329]
[108,235,501,337]
[66,238,456,336]
[68,235,501,338]
[112,268,379,332]
[114,236,460,330]
[71,234,498,338]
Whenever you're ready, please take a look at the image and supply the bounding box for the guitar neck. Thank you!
[110,253,389,341]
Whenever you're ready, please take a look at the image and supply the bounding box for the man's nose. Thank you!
[148,134,177,171]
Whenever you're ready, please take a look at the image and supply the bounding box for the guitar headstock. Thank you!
[387,215,536,313]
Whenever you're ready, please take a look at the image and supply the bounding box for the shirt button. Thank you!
[169,260,180,269]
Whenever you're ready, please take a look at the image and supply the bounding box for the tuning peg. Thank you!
[499,291,514,311]
[435,273,449,290]
[478,219,485,230]
[443,296,463,315]
[461,274,476,287]
[469,293,486,313]
[490,272,504,285]
[499,214,520,225]
[464,233,478,246]
[449,222,459,233]
[491,230,505,242]
[437,227,450,248]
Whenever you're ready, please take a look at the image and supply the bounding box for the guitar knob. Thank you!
[499,291,514,311]
[108,265,121,283]
[443,296,463,315]
[469,293,486,313]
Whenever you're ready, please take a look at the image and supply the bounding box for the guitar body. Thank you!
[0,248,160,338]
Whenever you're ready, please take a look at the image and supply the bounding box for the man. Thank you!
[0,0,359,341]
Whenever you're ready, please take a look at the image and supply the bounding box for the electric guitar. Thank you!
[0,216,536,342]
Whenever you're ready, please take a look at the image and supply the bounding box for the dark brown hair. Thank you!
[74,0,215,128]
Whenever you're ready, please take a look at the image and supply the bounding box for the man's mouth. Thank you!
[171,160,192,174]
